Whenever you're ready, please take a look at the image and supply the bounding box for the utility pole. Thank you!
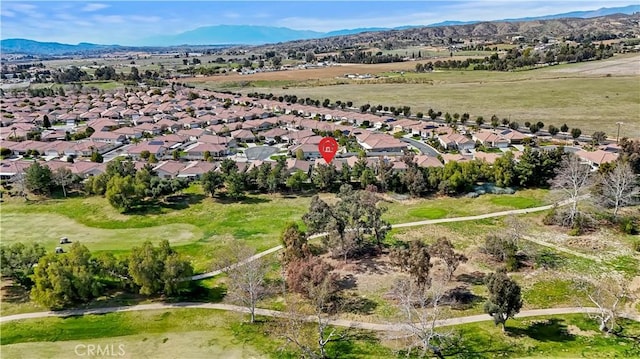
[616,121,623,144]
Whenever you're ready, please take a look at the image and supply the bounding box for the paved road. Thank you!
[2,302,638,329]
[400,137,440,157]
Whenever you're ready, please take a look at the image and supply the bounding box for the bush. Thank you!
[632,241,640,253]
[618,217,638,235]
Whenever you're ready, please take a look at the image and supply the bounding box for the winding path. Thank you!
[2,302,638,329]
[7,197,627,332]
[191,199,573,280]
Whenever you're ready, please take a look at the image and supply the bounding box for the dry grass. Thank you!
[189,54,640,138]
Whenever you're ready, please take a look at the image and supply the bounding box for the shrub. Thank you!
[618,217,638,235]
[632,241,640,253]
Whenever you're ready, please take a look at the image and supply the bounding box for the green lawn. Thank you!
[2,310,637,358]
[383,189,548,224]
[0,309,390,358]
[448,314,640,358]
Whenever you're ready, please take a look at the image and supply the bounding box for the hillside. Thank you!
[251,13,640,52]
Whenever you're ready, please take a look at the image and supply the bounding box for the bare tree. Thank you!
[280,275,346,358]
[217,241,271,323]
[598,162,640,217]
[52,167,74,198]
[551,154,593,227]
[392,277,453,358]
[504,215,528,248]
[429,237,467,282]
[575,273,631,333]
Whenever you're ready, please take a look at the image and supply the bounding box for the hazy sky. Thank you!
[1,1,635,45]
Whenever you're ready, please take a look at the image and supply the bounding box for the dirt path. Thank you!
[2,302,638,329]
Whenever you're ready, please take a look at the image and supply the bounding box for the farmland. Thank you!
[187,54,640,138]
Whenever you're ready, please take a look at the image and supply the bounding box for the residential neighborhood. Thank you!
[0,87,620,184]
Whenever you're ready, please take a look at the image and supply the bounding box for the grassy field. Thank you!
[2,309,638,358]
[383,189,548,223]
[0,309,389,358]
[188,54,640,138]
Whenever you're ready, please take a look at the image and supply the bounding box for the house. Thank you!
[89,131,126,144]
[414,155,444,168]
[260,128,289,144]
[438,133,475,151]
[127,141,168,160]
[113,126,143,140]
[289,143,322,160]
[499,129,527,144]
[178,161,217,179]
[575,149,619,169]
[198,134,237,148]
[473,151,502,164]
[472,130,510,148]
[154,160,187,179]
[441,153,471,163]
[230,129,256,142]
[183,142,228,160]
[286,158,311,174]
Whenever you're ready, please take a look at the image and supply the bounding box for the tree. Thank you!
[52,167,74,197]
[106,175,138,212]
[225,171,245,199]
[218,241,270,323]
[548,125,559,136]
[493,150,516,187]
[475,116,484,127]
[24,161,52,195]
[392,278,451,358]
[429,238,467,282]
[90,151,103,163]
[391,241,432,288]
[570,128,582,139]
[312,164,337,191]
[281,222,309,265]
[42,114,51,128]
[286,170,308,192]
[597,162,640,217]
[574,273,630,333]
[281,265,343,359]
[128,240,192,296]
[591,131,607,145]
[0,242,46,287]
[551,154,592,227]
[285,256,338,299]
[560,123,569,133]
[201,170,224,197]
[31,243,102,309]
[619,138,640,173]
[483,269,523,331]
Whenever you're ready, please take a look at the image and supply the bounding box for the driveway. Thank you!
[244,146,280,160]
[401,137,440,157]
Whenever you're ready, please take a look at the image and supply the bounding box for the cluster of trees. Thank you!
[414,43,615,72]
[321,50,405,64]
[84,158,189,212]
[545,152,640,235]
[22,161,80,197]
[201,146,567,201]
[1,240,192,310]
[303,185,390,261]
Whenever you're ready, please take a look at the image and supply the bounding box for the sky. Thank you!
[1,1,636,45]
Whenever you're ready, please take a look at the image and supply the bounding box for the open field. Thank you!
[187,54,640,138]
[2,309,638,358]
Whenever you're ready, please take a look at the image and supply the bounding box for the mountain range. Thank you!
[1,4,638,55]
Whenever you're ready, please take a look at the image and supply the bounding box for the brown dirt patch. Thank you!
[567,324,597,337]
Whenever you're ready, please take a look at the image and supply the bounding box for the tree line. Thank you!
[1,240,192,310]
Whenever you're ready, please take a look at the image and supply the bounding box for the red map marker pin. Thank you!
[318,137,339,164]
